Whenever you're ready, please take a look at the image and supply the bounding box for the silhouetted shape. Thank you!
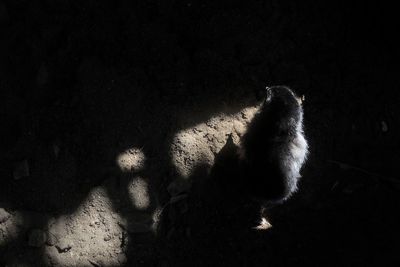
[240,86,308,204]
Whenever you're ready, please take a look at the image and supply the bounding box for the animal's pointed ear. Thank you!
[265,86,272,102]
[296,94,305,105]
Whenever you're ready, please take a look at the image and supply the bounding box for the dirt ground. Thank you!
[1,1,399,266]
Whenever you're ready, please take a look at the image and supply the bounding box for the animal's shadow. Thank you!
[156,136,269,265]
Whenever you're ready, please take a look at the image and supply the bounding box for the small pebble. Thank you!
[117,253,127,264]
[46,232,58,246]
[55,238,73,253]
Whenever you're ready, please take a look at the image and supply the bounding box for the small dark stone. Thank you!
[46,232,58,246]
[55,239,73,253]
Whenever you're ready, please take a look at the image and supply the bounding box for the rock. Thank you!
[88,259,101,267]
[55,238,73,253]
[13,160,30,179]
[0,208,11,223]
[117,253,127,264]
[46,232,58,246]
[28,229,47,247]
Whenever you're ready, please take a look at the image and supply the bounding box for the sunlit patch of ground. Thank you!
[43,187,127,266]
[168,104,261,195]
[116,148,146,173]
[128,176,150,210]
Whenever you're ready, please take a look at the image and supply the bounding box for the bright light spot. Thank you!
[128,177,150,210]
[43,186,127,266]
[253,217,272,231]
[116,147,146,172]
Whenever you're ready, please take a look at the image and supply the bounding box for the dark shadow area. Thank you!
[1,0,399,266]
[158,136,400,266]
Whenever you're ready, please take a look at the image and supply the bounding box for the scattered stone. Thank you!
[28,229,47,247]
[55,239,72,253]
[0,208,11,224]
[13,160,30,180]
[103,235,112,241]
[89,220,100,227]
[46,232,58,246]
[88,259,101,267]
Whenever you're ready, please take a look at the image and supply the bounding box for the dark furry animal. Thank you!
[239,86,309,204]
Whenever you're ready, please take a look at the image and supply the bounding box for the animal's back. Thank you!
[239,86,308,204]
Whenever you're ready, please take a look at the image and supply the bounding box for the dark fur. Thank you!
[240,86,307,204]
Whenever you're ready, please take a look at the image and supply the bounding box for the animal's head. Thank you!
[265,85,305,107]
[263,85,305,135]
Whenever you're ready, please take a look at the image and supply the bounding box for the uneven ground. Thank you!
[1,1,399,266]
